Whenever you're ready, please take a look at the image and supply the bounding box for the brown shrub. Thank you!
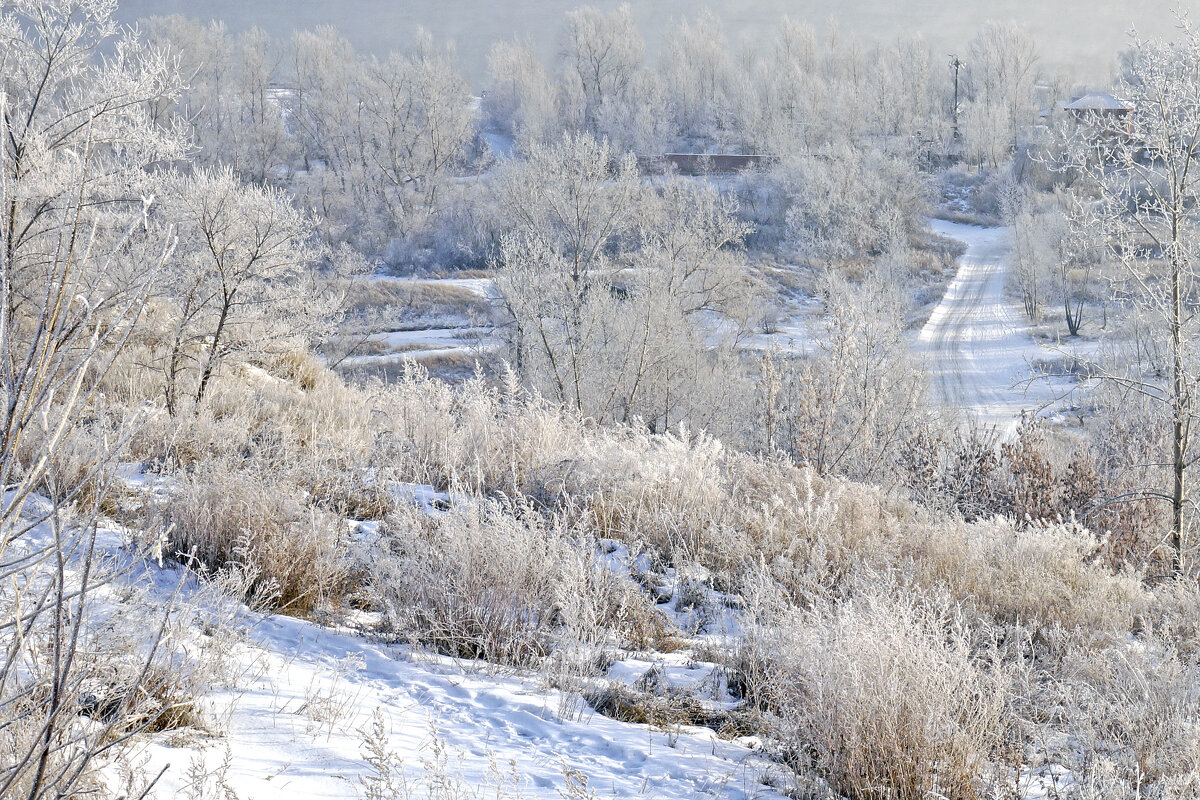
[161,467,348,615]
[741,592,1010,800]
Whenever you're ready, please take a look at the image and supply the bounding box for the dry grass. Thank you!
[159,467,348,614]
[742,591,1010,800]
[904,517,1147,635]
[364,498,670,667]
[343,277,489,320]
[584,682,744,733]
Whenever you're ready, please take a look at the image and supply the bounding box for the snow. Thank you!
[338,326,498,369]
[121,603,789,799]
[1064,93,1133,111]
[35,488,788,799]
[366,326,492,352]
[917,219,1085,436]
[739,312,819,357]
[389,482,454,514]
[93,215,1105,800]
[484,132,516,160]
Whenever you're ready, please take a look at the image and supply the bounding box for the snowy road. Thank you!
[918,220,1058,434]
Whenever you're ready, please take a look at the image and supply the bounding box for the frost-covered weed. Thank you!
[364,498,668,667]
[904,518,1147,635]
[742,591,1010,800]
[1059,640,1200,796]
[160,467,348,614]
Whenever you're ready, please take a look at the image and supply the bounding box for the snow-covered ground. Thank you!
[739,295,821,356]
[917,220,1085,435]
[126,610,787,799]
[340,276,500,371]
[339,326,497,367]
[80,476,787,799]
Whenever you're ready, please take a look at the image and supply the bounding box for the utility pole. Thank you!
[949,54,963,140]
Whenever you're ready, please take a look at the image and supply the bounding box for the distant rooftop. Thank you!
[1065,93,1134,112]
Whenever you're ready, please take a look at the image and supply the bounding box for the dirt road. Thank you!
[918,220,1053,434]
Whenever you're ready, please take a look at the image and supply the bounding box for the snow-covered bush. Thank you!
[374,364,597,499]
[743,592,1009,800]
[364,498,668,666]
[161,466,349,614]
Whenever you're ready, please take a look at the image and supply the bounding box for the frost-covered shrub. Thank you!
[378,364,592,498]
[161,466,348,614]
[569,433,909,600]
[365,498,668,666]
[127,351,377,474]
[937,165,1011,226]
[1143,579,1200,661]
[782,144,929,261]
[1061,640,1200,796]
[906,518,1146,635]
[743,592,1009,800]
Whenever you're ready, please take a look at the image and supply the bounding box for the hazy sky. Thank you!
[115,0,1196,88]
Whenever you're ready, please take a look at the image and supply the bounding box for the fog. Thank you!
[115,0,1193,88]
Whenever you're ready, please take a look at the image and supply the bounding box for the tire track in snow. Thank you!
[918,220,1046,435]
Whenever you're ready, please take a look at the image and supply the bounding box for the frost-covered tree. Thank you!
[559,4,643,138]
[1012,207,1056,323]
[617,178,756,429]
[485,39,560,150]
[660,12,752,148]
[493,134,755,427]
[492,133,642,419]
[1062,24,1200,574]
[0,0,185,304]
[750,22,947,158]
[758,272,927,484]
[287,25,357,169]
[146,17,292,182]
[287,31,475,252]
[962,22,1039,168]
[754,20,823,155]
[0,115,175,800]
[158,168,321,413]
[1013,199,1101,334]
[868,35,945,143]
[0,5,187,795]
[783,145,928,261]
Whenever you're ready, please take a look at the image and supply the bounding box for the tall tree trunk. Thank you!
[1171,249,1186,576]
[195,294,233,409]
